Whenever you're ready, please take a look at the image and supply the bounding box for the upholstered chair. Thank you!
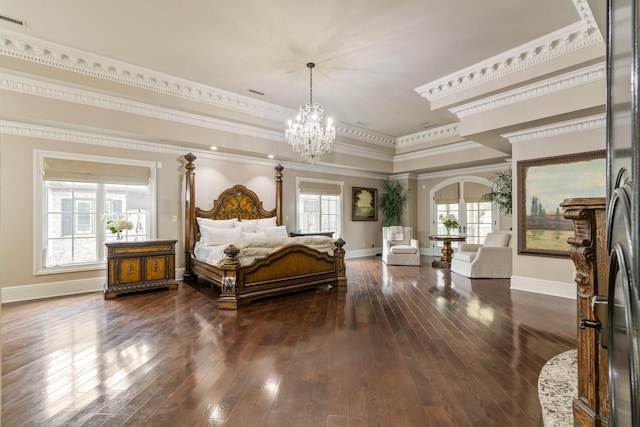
[382,226,420,266]
[450,232,512,278]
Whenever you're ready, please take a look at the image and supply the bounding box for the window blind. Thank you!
[299,180,341,196]
[43,158,151,185]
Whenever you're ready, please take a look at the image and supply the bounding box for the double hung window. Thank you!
[297,178,343,236]
[36,152,156,274]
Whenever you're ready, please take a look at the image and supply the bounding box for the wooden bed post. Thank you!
[184,153,197,280]
[334,238,347,287]
[218,245,240,309]
[275,164,283,226]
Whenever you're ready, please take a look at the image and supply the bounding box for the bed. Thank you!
[183,153,347,309]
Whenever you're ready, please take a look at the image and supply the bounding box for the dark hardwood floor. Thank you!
[2,256,576,427]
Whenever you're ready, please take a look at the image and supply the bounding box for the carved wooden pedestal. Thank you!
[561,198,608,427]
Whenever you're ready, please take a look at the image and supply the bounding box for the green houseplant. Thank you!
[481,168,512,215]
[378,177,408,227]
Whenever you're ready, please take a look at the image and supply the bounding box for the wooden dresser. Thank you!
[104,239,178,299]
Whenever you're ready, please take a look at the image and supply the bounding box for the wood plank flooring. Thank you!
[2,256,577,426]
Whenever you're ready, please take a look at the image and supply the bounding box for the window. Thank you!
[465,201,493,244]
[35,152,156,274]
[432,177,496,247]
[296,178,343,236]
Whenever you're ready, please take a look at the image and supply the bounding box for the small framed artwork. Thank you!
[517,150,606,257]
[352,187,377,221]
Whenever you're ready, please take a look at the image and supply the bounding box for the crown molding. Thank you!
[0,69,289,141]
[449,62,605,118]
[415,0,602,103]
[0,119,390,179]
[0,28,397,148]
[0,28,292,120]
[0,69,389,158]
[395,123,460,147]
[394,140,482,163]
[501,113,606,144]
[417,161,512,181]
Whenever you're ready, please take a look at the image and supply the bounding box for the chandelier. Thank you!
[285,62,336,164]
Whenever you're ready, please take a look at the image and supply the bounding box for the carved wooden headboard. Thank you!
[196,185,276,221]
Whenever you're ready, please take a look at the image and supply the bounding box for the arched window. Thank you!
[431,176,496,245]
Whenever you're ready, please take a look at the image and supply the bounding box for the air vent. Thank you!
[420,122,437,129]
[356,121,370,126]
[248,89,264,96]
[0,14,26,27]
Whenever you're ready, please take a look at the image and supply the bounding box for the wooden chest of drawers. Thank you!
[104,239,178,299]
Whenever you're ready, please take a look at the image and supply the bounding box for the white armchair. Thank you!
[382,226,420,266]
[451,232,512,278]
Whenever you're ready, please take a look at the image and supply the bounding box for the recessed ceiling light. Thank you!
[210,146,217,150]
[268,154,274,159]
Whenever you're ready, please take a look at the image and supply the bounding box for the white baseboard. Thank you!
[346,248,380,259]
[2,276,105,303]
[510,275,576,299]
[2,268,186,304]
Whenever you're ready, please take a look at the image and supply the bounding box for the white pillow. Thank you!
[254,217,277,232]
[233,220,257,233]
[197,217,238,229]
[243,231,267,240]
[263,225,289,239]
[201,226,242,246]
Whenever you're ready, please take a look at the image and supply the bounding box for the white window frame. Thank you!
[295,177,344,238]
[34,151,157,275]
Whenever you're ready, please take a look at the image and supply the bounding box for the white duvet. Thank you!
[194,236,337,267]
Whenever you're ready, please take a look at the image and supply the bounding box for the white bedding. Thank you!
[194,236,336,267]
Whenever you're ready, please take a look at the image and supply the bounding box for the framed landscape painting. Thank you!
[517,150,606,257]
[352,187,377,221]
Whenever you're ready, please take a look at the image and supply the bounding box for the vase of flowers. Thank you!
[104,214,134,240]
[439,214,459,236]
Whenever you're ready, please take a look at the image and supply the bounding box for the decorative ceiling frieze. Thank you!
[395,123,460,147]
[415,0,602,103]
[0,70,286,141]
[0,28,397,147]
[449,62,605,118]
[501,113,606,144]
[393,141,483,163]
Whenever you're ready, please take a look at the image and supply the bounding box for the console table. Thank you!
[428,235,466,268]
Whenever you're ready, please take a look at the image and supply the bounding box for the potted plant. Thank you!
[379,177,408,227]
[481,168,512,215]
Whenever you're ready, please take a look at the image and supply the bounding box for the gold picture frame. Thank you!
[517,150,606,257]
[352,187,377,221]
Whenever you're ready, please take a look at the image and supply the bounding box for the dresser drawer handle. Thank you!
[153,262,159,272]
[128,265,134,274]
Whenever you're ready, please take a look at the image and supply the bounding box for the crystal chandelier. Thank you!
[285,63,336,164]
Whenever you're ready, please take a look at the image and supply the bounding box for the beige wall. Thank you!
[0,135,385,290]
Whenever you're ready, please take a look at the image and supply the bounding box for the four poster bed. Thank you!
[183,153,347,309]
